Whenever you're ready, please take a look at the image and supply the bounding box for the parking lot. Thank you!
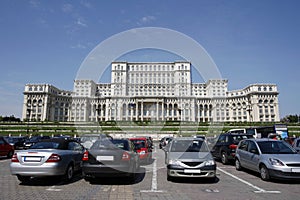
[1,143,299,200]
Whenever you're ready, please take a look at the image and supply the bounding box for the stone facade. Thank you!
[22,61,280,122]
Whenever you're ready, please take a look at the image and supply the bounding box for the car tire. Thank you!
[7,150,14,158]
[64,164,74,182]
[221,152,229,164]
[167,174,174,182]
[17,175,30,183]
[84,176,93,182]
[235,159,242,171]
[260,165,270,181]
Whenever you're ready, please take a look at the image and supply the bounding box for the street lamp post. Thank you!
[95,97,101,133]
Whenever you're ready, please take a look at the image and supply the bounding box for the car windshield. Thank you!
[257,141,296,154]
[90,139,128,150]
[170,140,209,152]
[30,142,62,149]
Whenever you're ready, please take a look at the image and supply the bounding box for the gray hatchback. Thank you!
[235,138,300,181]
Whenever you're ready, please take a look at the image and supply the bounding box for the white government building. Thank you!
[22,61,280,122]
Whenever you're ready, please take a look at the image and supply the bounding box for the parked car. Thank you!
[0,136,14,158]
[4,136,28,150]
[292,138,300,153]
[80,133,113,149]
[130,137,152,164]
[211,133,253,164]
[235,138,300,181]
[82,139,140,182]
[23,136,51,149]
[159,136,173,149]
[165,137,216,181]
[10,138,85,183]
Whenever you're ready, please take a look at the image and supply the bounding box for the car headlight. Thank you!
[204,160,216,166]
[269,158,285,166]
[168,159,181,165]
[139,151,146,155]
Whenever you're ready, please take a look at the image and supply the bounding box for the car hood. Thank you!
[262,153,300,163]
[168,152,213,162]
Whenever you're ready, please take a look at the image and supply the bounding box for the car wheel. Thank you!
[235,159,242,171]
[17,175,30,183]
[167,174,174,181]
[64,164,74,182]
[260,165,270,181]
[84,176,93,182]
[7,150,14,158]
[221,152,229,164]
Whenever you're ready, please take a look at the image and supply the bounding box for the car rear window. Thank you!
[232,135,253,144]
[91,139,129,150]
[131,140,146,148]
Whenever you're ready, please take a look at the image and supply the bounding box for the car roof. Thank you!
[244,138,282,142]
[81,133,108,136]
[172,137,204,141]
[130,137,147,140]
[221,132,251,136]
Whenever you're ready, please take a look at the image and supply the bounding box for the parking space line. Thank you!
[46,185,62,192]
[217,167,281,194]
[141,146,164,193]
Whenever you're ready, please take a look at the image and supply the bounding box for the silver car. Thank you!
[165,137,216,181]
[10,138,85,183]
[235,138,300,181]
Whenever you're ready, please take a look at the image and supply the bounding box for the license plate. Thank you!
[24,156,41,162]
[291,168,300,173]
[97,156,114,161]
[184,169,201,173]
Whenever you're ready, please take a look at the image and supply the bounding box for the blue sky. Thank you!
[0,0,299,118]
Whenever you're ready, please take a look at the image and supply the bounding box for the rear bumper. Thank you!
[10,162,66,177]
[83,163,133,177]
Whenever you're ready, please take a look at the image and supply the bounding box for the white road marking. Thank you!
[217,167,281,194]
[46,186,62,192]
[140,146,164,193]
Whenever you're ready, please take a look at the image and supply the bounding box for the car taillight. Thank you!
[11,153,19,162]
[229,144,237,149]
[122,152,130,161]
[82,150,89,161]
[46,154,61,162]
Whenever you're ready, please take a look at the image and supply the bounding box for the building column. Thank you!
[136,102,139,121]
[141,101,144,121]
[162,102,165,121]
[156,102,159,121]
